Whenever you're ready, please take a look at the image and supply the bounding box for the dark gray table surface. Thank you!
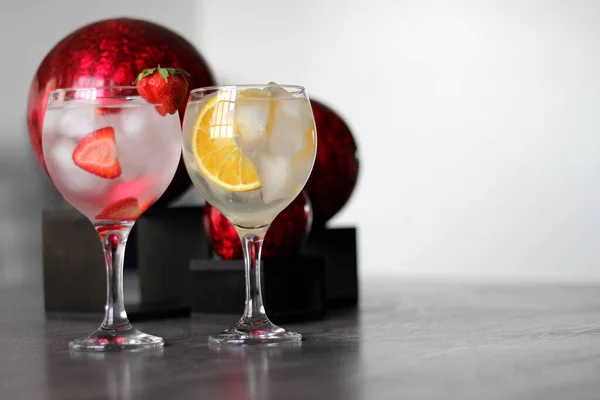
[1,278,600,400]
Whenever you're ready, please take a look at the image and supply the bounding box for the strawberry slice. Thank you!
[72,127,121,179]
[95,197,143,221]
[96,98,125,115]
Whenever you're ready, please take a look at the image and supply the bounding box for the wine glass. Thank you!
[181,83,317,345]
[42,86,182,351]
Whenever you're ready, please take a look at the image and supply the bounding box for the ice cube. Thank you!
[58,104,98,141]
[265,82,314,130]
[264,81,292,97]
[119,99,150,139]
[116,102,182,182]
[233,89,270,153]
[116,135,147,181]
[42,109,60,139]
[254,153,293,204]
[116,101,158,181]
[48,139,111,196]
[143,111,182,178]
[262,82,313,155]
[266,98,308,156]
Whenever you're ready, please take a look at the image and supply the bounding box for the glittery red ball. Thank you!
[26,17,216,207]
[204,192,313,260]
[305,99,359,227]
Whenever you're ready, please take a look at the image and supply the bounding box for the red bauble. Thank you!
[305,99,359,227]
[26,18,216,207]
[204,192,313,260]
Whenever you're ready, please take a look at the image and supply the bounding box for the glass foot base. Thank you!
[209,320,302,346]
[69,328,164,352]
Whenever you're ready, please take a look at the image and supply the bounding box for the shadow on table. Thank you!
[203,310,363,400]
[40,348,165,399]
[38,309,363,399]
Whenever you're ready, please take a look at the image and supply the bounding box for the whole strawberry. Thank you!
[133,66,190,115]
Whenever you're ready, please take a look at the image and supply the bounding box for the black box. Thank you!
[42,206,208,319]
[302,227,359,308]
[189,256,327,324]
[42,209,106,313]
[137,206,208,310]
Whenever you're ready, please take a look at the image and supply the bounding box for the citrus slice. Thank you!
[191,92,262,192]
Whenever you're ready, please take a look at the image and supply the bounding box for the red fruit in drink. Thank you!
[96,197,143,220]
[72,127,121,179]
[133,66,189,115]
[96,98,125,115]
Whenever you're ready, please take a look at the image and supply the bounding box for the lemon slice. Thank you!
[191,92,262,192]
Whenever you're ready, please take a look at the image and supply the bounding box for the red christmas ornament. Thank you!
[204,192,313,260]
[305,99,359,227]
[26,17,216,207]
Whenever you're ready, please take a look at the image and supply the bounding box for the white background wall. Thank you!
[2,0,600,287]
[194,0,600,282]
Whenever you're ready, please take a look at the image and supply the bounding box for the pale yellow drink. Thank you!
[182,84,316,228]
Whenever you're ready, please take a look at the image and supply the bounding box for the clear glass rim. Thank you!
[47,86,162,106]
[49,86,139,96]
[189,84,306,96]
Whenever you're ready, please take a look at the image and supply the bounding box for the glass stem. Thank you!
[95,224,134,332]
[236,226,269,324]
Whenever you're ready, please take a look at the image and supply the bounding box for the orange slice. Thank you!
[191,92,262,192]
